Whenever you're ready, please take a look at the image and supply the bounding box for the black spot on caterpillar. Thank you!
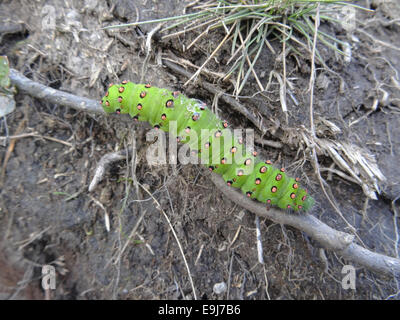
[101,82,314,211]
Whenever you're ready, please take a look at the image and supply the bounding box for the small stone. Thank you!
[213,282,227,295]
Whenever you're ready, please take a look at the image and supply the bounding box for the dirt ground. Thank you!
[0,0,399,300]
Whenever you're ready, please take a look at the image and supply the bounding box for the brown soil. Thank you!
[0,0,399,299]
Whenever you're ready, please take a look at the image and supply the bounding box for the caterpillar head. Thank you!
[101,82,135,115]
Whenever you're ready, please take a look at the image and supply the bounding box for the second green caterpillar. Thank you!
[101,81,314,211]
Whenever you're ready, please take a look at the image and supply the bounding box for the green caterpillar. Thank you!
[101,81,314,211]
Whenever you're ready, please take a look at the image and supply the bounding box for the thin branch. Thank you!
[210,173,400,278]
[9,69,102,114]
[306,6,364,243]
[140,23,164,83]
[88,150,128,192]
[0,131,73,147]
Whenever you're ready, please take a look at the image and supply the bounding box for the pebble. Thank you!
[213,282,227,295]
